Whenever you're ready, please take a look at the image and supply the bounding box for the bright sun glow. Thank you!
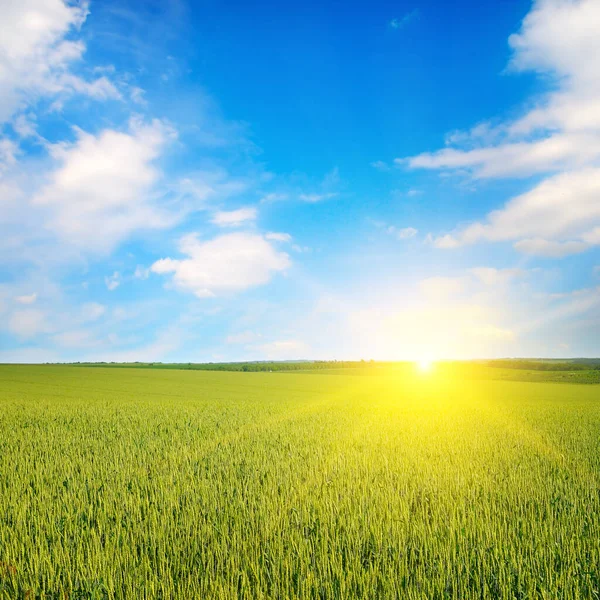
[416,359,434,374]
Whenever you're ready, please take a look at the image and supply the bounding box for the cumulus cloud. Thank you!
[151,232,291,298]
[211,207,257,227]
[32,118,177,254]
[0,0,119,122]
[400,0,600,257]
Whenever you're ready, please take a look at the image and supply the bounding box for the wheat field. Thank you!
[0,364,599,598]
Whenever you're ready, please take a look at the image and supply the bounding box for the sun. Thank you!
[416,359,434,374]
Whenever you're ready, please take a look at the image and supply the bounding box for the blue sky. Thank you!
[1,0,599,362]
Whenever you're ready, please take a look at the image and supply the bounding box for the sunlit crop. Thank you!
[1,364,599,598]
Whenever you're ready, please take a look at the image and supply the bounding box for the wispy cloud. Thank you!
[373,220,419,241]
[370,160,391,172]
[389,9,419,30]
[298,167,340,203]
[298,192,337,203]
[104,272,121,291]
[265,232,292,242]
[432,168,600,256]
[400,0,600,258]
[211,207,257,227]
[15,293,37,305]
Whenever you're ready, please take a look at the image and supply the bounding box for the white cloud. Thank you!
[151,232,291,298]
[582,227,600,245]
[513,238,589,258]
[402,133,600,178]
[0,138,19,172]
[259,193,288,204]
[265,232,292,242]
[507,0,600,91]
[377,221,419,241]
[32,118,177,254]
[469,267,522,286]
[130,86,146,106]
[389,10,418,30]
[433,168,600,254]
[397,227,418,239]
[520,285,600,334]
[134,265,150,280]
[433,234,460,249]
[292,244,311,253]
[444,121,505,147]
[0,0,120,122]
[371,160,391,171]
[211,206,257,227]
[8,309,48,339]
[400,0,600,257]
[12,113,38,138]
[174,173,249,208]
[298,192,337,203]
[385,225,418,240]
[297,167,340,203]
[15,292,37,304]
[104,272,120,291]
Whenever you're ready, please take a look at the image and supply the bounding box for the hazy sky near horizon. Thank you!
[1,0,599,362]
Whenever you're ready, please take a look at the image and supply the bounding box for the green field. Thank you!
[1,365,599,599]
